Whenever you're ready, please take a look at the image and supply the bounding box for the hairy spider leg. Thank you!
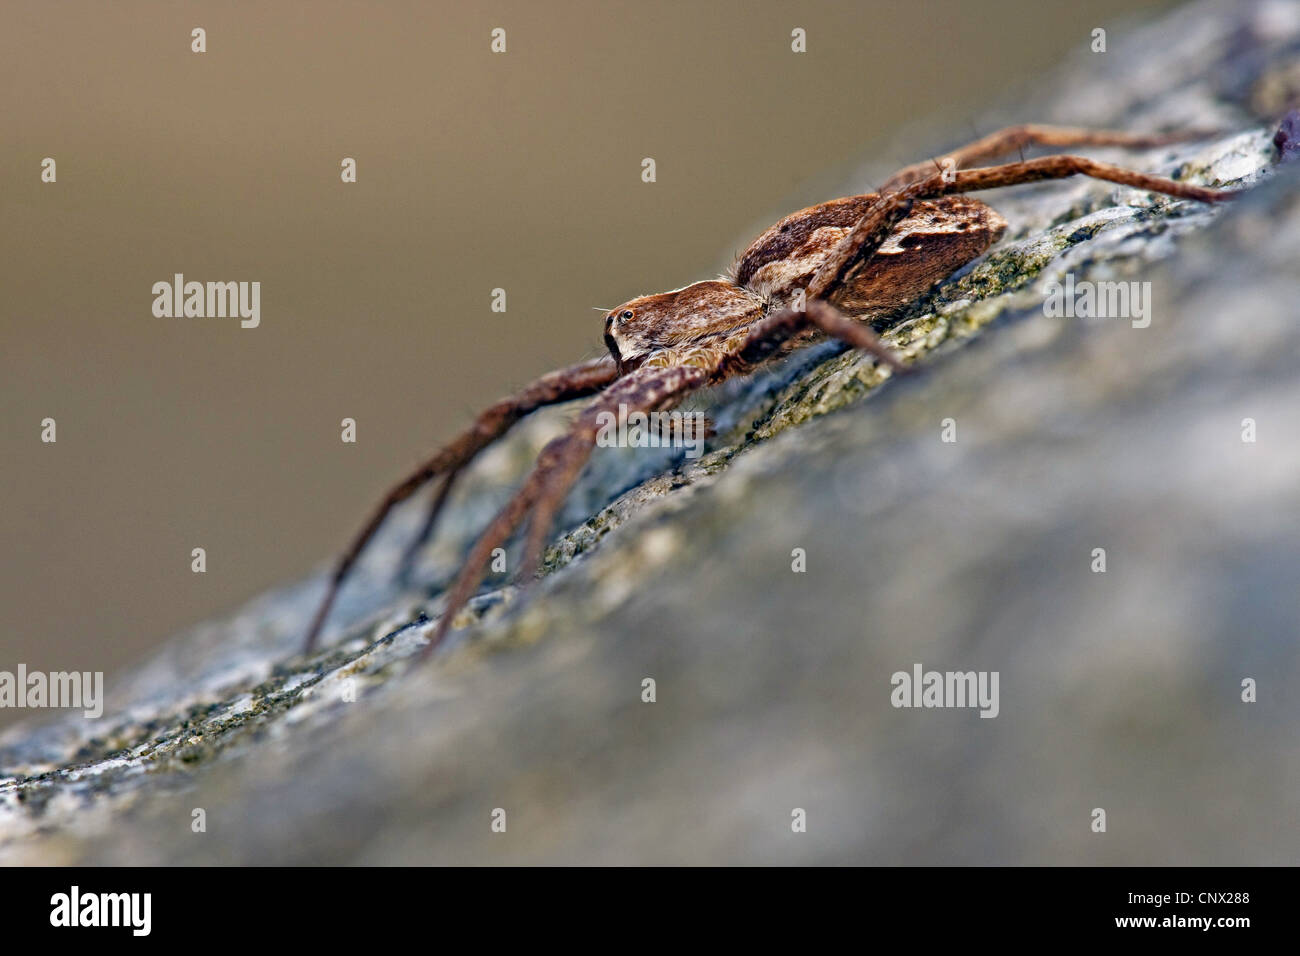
[303,355,617,652]
[880,124,1222,192]
[423,363,708,657]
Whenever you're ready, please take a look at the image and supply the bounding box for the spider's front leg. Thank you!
[422,363,710,658]
[395,355,614,585]
[303,354,617,653]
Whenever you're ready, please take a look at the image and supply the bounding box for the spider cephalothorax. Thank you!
[604,194,1009,376]
[303,124,1239,657]
[603,281,765,374]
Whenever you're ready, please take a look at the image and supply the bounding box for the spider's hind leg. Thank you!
[881,124,1222,192]
[932,154,1238,205]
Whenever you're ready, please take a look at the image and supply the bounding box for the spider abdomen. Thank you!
[735,194,1007,316]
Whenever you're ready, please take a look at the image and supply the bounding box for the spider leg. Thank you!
[719,299,908,379]
[303,354,618,653]
[422,363,710,659]
[926,154,1238,204]
[395,356,622,585]
[881,124,1222,192]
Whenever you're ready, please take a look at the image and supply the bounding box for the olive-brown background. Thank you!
[0,0,1170,728]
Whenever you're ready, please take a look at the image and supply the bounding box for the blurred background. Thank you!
[0,0,1173,730]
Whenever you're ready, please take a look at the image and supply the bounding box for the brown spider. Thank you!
[304,124,1239,658]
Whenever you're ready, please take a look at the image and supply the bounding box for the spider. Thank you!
[303,124,1239,658]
